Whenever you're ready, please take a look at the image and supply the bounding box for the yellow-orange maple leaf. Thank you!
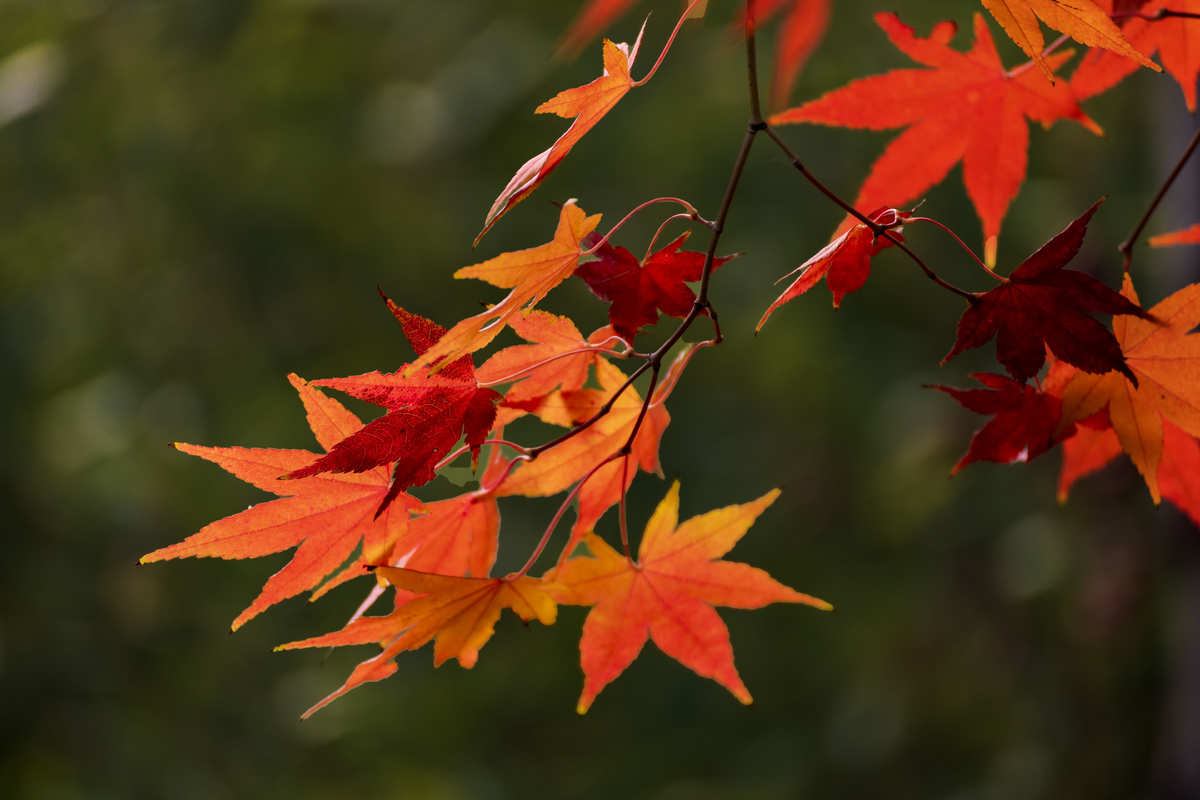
[278,570,558,717]
[981,0,1157,79]
[408,201,602,375]
[549,482,830,713]
[1060,275,1200,501]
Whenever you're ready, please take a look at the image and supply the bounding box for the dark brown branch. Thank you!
[1120,127,1200,272]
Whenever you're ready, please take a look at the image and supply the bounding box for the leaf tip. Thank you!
[984,235,998,269]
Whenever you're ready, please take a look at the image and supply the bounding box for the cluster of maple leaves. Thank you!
[144,0,1200,716]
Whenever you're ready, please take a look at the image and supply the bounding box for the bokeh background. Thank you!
[3,1,1199,797]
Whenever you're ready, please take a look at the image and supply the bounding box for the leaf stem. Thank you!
[434,438,529,473]
[1120,126,1200,272]
[516,452,621,577]
[1005,33,1071,80]
[475,345,629,388]
[909,216,1005,281]
[631,0,706,86]
[643,212,701,261]
[617,453,634,565]
[581,197,707,257]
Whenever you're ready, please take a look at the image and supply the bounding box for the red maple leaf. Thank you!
[769,12,1101,265]
[285,296,500,515]
[756,207,903,330]
[141,374,420,630]
[942,200,1150,383]
[549,482,830,713]
[575,231,735,341]
[933,372,1071,473]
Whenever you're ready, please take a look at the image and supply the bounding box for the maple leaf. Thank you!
[1150,223,1200,247]
[284,300,500,515]
[933,372,1072,473]
[1070,0,1196,109]
[575,231,735,341]
[981,0,1157,80]
[1059,275,1200,501]
[141,375,420,630]
[475,311,618,427]
[756,207,902,330]
[478,26,646,242]
[942,200,1151,383]
[319,444,511,600]
[278,570,558,717]
[407,201,602,375]
[549,482,830,713]
[769,13,1101,265]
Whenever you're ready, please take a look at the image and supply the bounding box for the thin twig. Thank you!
[1120,127,1200,272]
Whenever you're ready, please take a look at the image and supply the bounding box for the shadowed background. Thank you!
[3,1,1199,797]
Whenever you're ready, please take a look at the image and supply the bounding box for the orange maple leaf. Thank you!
[318,444,511,600]
[478,28,645,243]
[1056,413,1200,529]
[140,375,419,630]
[1150,223,1200,247]
[475,311,619,427]
[981,0,1157,80]
[278,570,558,717]
[1060,275,1200,501]
[549,482,830,713]
[408,201,602,375]
[769,13,1101,265]
[1071,0,1197,108]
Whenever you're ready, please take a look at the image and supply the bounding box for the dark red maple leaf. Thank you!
[575,231,734,341]
[942,200,1151,383]
[933,372,1072,473]
[285,293,500,515]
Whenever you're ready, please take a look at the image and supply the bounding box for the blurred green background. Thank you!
[3,1,1199,797]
